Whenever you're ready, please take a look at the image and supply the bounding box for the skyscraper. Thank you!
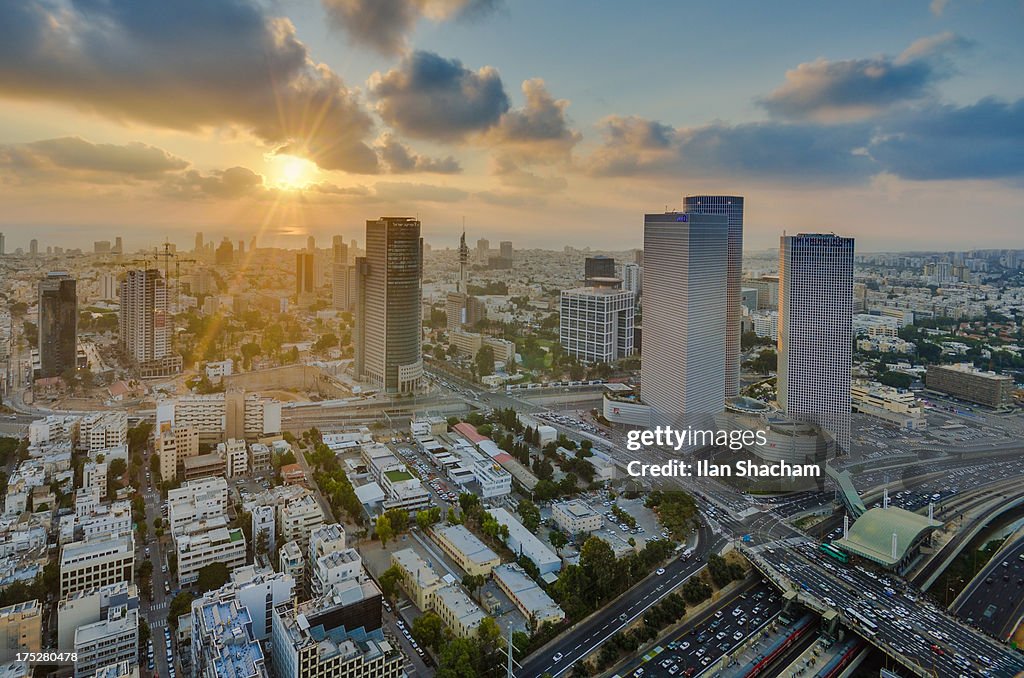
[476,238,489,260]
[684,195,744,398]
[332,236,348,264]
[584,256,616,282]
[0,232,5,255]
[296,253,315,302]
[778,233,854,453]
[120,269,181,376]
[355,217,424,393]
[306,236,316,252]
[114,236,123,255]
[195,232,204,253]
[331,237,353,311]
[499,241,513,259]
[29,239,38,256]
[215,238,234,265]
[38,272,77,378]
[640,212,729,434]
[622,262,642,299]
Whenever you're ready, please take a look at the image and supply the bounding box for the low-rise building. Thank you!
[168,477,229,536]
[492,563,565,626]
[217,439,248,478]
[390,549,442,611]
[59,535,134,598]
[431,584,486,639]
[0,600,41,663]
[431,525,500,577]
[176,523,246,586]
[925,363,1016,409]
[278,541,304,588]
[851,382,927,431]
[551,500,602,535]
[487,508,560,577]
[57,582,138,651]
[73,605,138,678]
[183,452,226,481]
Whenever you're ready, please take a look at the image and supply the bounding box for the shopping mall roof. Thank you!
[834,507,942,567]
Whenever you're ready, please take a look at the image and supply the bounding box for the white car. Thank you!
[553,652,564,662]
[656,568,666,575]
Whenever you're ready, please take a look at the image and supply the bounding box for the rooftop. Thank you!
[834,507,942,566]
[435,525,499,566]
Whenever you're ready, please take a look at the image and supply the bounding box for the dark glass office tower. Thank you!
[38,272,77,378]
[355,217,424,393]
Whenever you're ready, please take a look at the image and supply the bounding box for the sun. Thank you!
[270,154,318,189]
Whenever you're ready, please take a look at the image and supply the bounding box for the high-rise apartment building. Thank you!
[684,195,744,398]
[355,217,424,393]
[622,262,642,299]
[119,269,181,376]
[296,252,315,302]
[38,272,77,379]
[0,232,5,255]
[476,238,489,260]
[215,238,234,265]
[29,239,38,256]
[640,212,729,433]
[331,237,355,311]
[194,232,204,253]
[499,240,513,259]
[778,233,854,453]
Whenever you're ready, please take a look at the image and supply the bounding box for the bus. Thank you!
[820,543,849,564]
[845,607,878,635]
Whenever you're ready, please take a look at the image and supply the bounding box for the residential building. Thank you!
[270,579,402,678]
[73,604,138,678]
[278,541,304,590]
[57,582,138,651]
[296,252,315,304]
[640,212,729,434]
[431,525,500,577]
[778,233,855,453]
[155,425,199,483]
[622,262,642,299]
[37,272,77,379]
[119,269,181,376]
[277,491,325,553]
[167,477,229,535]
[183,452,225,480]
[925,363,1016,409]
[176,523,246,586]
[78,412,128,453]
[683,195,744,398]
[559,286,635,363]
[251,506,275,558]
[82,461,107,500]
[59,536,134,598]
[354,217,424,394]
[218,439,248,478]
[552,500,602,535]
[190,598,266,678]
[0,600,41,663]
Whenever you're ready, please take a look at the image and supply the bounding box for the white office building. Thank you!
[778,233,854,453]
[640,212,729,435]
[73,604,138,678]
[559,286,635,363]
[60,536,134,598]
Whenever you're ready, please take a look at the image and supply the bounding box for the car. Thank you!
[552,653,563,662]
[716,631,726,640]
[678,641,690,650]
[733,631,744,640]
[656,568,666,575]
[619,613,628,621]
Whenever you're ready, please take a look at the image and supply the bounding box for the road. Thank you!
[614,580,785,678]
[953,534,1024,641]
[516,524,722,678]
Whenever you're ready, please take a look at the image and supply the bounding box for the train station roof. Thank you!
[834,507,942,567]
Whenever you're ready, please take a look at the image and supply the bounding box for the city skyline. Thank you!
[0,2,1022,251]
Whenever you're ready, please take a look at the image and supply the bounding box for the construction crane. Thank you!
[149,239,196,316]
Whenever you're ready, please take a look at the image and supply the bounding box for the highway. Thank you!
[612,580,786,678]
[516,524,723,678]
[954,533,1024,641]
[745,539,1024,677]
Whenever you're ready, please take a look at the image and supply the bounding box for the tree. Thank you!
[379,566,403,601]
[197,562,230,592]
[139,560,154,581]
[548,530,568,552]
[255,528,270,557]
[412,611,448,651]
[517,499,541,533]
[167,591,195,629]
[376,513,394,548]
[108,457,127,481]
[127,422,153,455]
[139,617,151,647]
[475,345,495,378]
[462,574,486,600]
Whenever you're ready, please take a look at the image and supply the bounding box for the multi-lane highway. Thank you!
[954,534,1024,641]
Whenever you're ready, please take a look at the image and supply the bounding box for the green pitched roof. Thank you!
[834,507,942,566]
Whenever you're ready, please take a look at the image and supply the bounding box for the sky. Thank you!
[0,0,1022,253]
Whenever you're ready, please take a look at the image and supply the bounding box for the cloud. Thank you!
[492,156,567,192]
[0,137,188,182]
[322,0,502,56]
[488,79,581,160]
[161,166,268,200]
[868,97,1024,180]
[930,0,950,16]
[377,134,461,173]
[586,115,875,181]
[760,33,970,121]
[0,0,380,173]
[370,51,509,141]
